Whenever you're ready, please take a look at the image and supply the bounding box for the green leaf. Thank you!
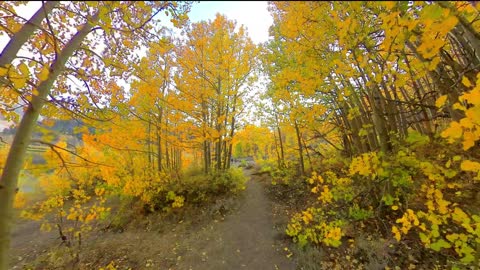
[382,194,394,206]
[460,253,475,263]
[298,234,308,248]
[166,191,176,201]
[422,4,444,20]
[445,160,451,169]
[446,234,458,243]
[405,129,430,146]
[419,232,429,244]
[430,239,451,251]
[398,1,410,12]
[358,128,368,137]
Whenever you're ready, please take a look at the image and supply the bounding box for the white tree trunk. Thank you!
[0,13,98,269]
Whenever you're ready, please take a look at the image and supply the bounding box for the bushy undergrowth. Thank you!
[16,165,247,268]
[167,167,247,206]
[274,134,480,269]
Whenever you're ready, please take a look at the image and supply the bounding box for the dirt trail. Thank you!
[174,170,295,270]
[9,207,57,269]
[9,169,295,269]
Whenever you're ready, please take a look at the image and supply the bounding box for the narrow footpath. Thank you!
[174,169,295,270]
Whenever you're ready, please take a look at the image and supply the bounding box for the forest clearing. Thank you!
[1,1,480,269]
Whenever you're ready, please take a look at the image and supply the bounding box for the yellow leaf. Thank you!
[460,160,480,172]
[441,121,462,140]
[462,130,476,150]
[462,76,472,87]
[463,88,480,106]
[452,207,470,224]
[391,205,399,211]
[442,15,459,31]
[452,102,466,111]
[392,226,401,241]
[442,8,450,17]
[37,66,49,81]
[435,95,448,108]
[11,77,26,89]
[445,160,451,168]
[18,62,29,77]
[384,1,396,9]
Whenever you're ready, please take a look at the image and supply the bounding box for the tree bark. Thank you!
[0,1,59,67]
[147,120,152,167]
[157,107,163,171]
[225,93,238,170]
[294,120,305,176]
[275,112,285,168]
[0,13,98,270]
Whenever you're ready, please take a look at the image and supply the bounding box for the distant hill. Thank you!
[0,118,95,165]
[1,118,95,147]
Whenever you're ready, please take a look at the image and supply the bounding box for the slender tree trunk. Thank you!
[0,1,59,68]
[147,120,152,167]
[177,149,182,171]
[449,28,480,74]
[438,1,480,63]
[157,108,163,172]
[225,94,238,170]
[403,52,433,136]
[275,113,285,168]
[406,40,464,121]
[203,141,209,174]
[0,13,98,269]
[390,80,409,138]
[359,71,391,153]
[215,78,222,171]
[344,77,374,152]
[207,141,211,173]
[380,78,400,135]
[301,136,312,174]
[294,120,305,176]
[223,93,230,170]
[171,146,176,171]
[353,73,380,151]
[272,130,281,167]
[336,77,365,154]
[201,96,209,174]
[165,121,169,170]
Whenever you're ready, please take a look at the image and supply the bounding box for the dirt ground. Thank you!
[9,168,296,270]
[171,170,295,270]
